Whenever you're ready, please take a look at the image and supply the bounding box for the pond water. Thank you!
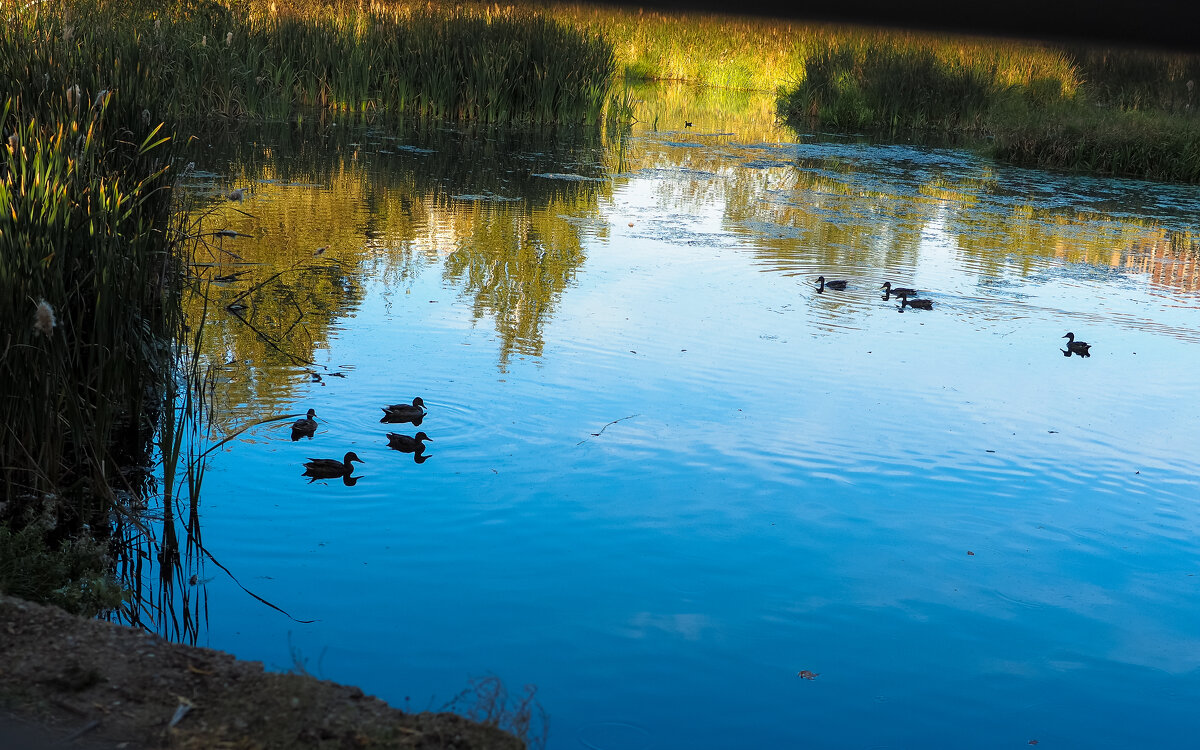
[151,85,1200,748]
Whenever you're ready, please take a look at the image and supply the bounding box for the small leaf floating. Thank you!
[797,670,819,680]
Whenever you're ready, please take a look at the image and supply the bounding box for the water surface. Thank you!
[158,87,1200,748]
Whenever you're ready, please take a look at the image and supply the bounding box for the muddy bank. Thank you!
[0,595,522,749]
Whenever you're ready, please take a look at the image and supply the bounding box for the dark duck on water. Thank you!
[386,431,432,453]
[897,292,933,310]
[302,451,364,478]
[386,432,433,463]
[817,276,848,292]
[291,408,317,440]
[881,281,917,298]
[380,396,426,424]
[1062,332,1091,357]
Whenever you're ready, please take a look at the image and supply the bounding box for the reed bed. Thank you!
[6,0,616,124]
[775,32,1081,131]
[0,93,176,614]
[988,108,1200,183]
[535,2,806,90]
[1,2,181,614]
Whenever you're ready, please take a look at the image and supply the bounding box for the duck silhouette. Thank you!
[817,276,848,292]
[380,397,426,424]
[896,292,933,310]
[881,282,918,298]
[386,431,432,453]
[302,451,364,479]
[290,409,317,440]
[387,432,433,464]
[1062,332,1091,357]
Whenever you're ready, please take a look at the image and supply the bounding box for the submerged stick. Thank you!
[576,414,640,445]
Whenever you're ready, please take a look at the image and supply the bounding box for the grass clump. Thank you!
[988,106,1200,183]
[776,32,1080,132]
[0,524,125,617]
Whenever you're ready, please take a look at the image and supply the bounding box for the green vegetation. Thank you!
[776,34,1079,131]
[0,524,124,617]
[526,2,1200,181]
[0,82,176,612]
[6,0,616,123]
[769,30,1200,180]
[538,2,806,89]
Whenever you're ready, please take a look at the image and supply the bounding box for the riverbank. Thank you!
[0,594,523,749]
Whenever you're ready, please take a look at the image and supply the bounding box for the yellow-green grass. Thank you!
[6,0,617,123]
[988,106,1200,183]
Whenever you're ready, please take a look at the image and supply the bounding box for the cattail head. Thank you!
[201,35,206,48]
[6,133,17,150]
[66,84,82,109]
[34,300,57,338]
[226,32,233,46]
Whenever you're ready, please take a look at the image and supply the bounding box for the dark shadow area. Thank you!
[616,0,1200,53]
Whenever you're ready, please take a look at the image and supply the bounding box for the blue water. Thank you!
[161,109,1200,748]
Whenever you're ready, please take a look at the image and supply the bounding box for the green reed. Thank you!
[776,32,1081,132]
[534,2,806,90]
[987,107,1200,183]
[0,2,183,613]
[9,0,617,124]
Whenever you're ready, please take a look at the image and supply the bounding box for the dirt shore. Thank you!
[0,594,522,749]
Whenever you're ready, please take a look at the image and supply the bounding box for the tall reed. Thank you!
[777,32,1081,132]
[1,3,181,614]
[7,0,617,124]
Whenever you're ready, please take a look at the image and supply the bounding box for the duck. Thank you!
[897,292,933,310]
[816,276,848,292]
[881,281,918,297]
[386,432,432,453]
[1062,332,1091,356]
[380,397,426,424]
[291,409,317,435]
[302,451,364,478]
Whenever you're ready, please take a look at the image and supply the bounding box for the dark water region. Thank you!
[146,85,1200,748]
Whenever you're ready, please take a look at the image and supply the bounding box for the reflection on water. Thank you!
[135,83,1200,748]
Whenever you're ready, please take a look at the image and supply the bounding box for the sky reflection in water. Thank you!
[176,91,1200,749]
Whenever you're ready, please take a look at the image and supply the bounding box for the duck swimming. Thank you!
[302,451,364,478]
[291,409,317,436]
[380,397,426,424]
[1062,332,1091,357]
[881,282,918,297]
[817,276,848,292]
[386,431,432,453]
[897,292,933,310]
